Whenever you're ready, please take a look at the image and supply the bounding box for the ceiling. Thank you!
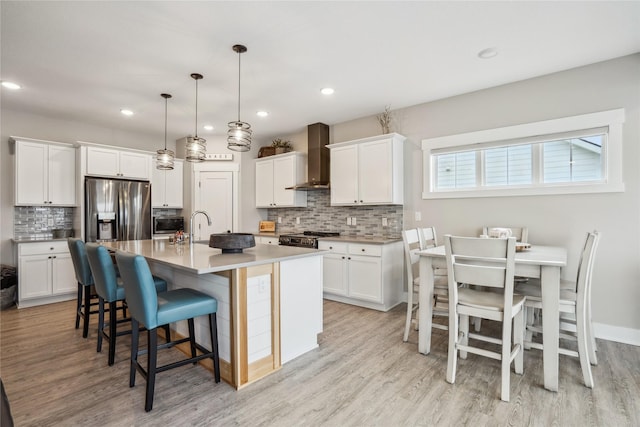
[2,1,639,145]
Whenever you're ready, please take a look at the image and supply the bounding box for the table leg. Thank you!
[418,256,435,354]
[541,265,560,392]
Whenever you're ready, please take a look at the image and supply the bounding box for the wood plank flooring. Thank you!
[1,299,639,426]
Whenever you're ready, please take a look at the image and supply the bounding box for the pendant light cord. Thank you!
[195,78,199,138]
[164,96,168,150]
[237,51,241,121]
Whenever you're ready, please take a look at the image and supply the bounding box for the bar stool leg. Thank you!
[97,298,105,352]
[188,318,197,362]
[145,328,158,412]
[209,313,221,382]
[130,319,139,388]
[82,286,91,338]
[75,283,83,329]
[108,301,117,366]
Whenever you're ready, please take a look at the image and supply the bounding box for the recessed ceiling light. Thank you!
[256,111,269,117]
[320,87,334,95]
[477,47,498,59]
[120,109,134,116]
[203,125,214,131]
[1,81,21,90]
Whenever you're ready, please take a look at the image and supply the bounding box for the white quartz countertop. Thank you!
[103,239,327,275]
[317,236,401,244]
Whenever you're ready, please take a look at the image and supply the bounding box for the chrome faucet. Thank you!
[190,210,212,244]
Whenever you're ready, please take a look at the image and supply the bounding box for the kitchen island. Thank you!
[104,239,326,389]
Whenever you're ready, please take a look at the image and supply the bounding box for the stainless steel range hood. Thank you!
[286,122,330,190]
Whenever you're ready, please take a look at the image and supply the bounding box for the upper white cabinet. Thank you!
[255,152,307,208]
[86,146,151,180]
[328,133,405,206]
[14,138,77,206]
[152,159,183,208]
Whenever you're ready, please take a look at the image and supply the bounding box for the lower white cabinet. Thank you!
[318,239,403,311]
[17,241,76,308]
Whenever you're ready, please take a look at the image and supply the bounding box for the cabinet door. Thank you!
[347,255,382,302]
[48,145,76,205]
[86,147,120,177]
[272,156,296,206]
[52,253,77,294]
[19,256,52,300]
[15,141,48,205]
[322,253,348,296]
[119,151,151,180]
[255,160,274,208]
[358,139,393,204]
[330,145,359,205]
[151,165,166,207]
[163,160,183,208]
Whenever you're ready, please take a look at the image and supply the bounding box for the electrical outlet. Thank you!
[346,217,352,226]
[277,217,282,224]
[296,217,300,225]
[382,218,388,227]
[47,219,54,226]
[415,211,422,221]
[352,217,357,226]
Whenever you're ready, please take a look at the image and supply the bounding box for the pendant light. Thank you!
[156,93,174,170]
[186,73,206,162]
[227,44,252,152]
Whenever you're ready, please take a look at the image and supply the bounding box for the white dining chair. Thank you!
[515,231,600,388]
[444,235,525,402]
[402,228,447,342]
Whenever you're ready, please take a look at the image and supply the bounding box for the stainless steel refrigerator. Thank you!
[85,177,151,242]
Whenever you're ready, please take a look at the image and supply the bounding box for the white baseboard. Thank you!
[593,322,640,346]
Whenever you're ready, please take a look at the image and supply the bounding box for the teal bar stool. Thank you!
[67,238,100,338]
[85,243,170,366]
[115,251,220,412]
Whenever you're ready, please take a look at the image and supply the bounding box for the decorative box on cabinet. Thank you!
[318,239,403,311]
[86,146,151,180]
[13,137,77,206]
[255,152,307,208]
[17,241,76,308]
[152,159,183,208]
[328,133,405,206]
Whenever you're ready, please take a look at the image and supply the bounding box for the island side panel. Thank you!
[280,255,324,363]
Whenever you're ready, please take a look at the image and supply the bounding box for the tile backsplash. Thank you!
[14,206,75,239]
[267,191,402,238]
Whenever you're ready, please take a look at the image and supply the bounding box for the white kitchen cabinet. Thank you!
[17,241,76,308]
[255,152,307,208]
[328,133,405,206]
[86,146,151,180]
[318,239,403,311]
[14,138,77,206]
[152,159,183,208]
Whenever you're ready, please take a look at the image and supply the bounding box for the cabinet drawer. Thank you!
[19,241,69,256]
[348,243,382,257]
[318,241,348,253]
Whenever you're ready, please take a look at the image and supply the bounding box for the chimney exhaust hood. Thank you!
[286,122,330,190]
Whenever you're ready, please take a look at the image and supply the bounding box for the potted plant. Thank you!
[271,138,293,154]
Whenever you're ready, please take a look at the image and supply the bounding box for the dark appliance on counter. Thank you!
[153,216,184,235]
[278,231,340,249]
[85,177,152,242]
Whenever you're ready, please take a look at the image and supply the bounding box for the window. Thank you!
[422,109,624,199]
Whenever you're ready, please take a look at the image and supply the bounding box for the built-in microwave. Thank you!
[153,216,184,235]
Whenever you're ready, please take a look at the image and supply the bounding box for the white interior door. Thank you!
[195,171,233,240]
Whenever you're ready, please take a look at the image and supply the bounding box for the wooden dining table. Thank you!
[418,244,567,392]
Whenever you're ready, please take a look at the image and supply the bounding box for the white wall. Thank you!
[332,53,640,342]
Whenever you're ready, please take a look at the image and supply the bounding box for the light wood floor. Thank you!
[1,299,639,426]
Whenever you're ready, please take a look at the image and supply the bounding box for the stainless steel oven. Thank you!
[153,216,184,235]
[278,231,340,248]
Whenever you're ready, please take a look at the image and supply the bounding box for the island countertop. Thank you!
[103,239,327,275]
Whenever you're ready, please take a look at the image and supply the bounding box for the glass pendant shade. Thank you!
[185,136,206,162]
[227,44,252,152]
[156,93,175,170]
[186,73,207,162]
[227,120,252,152]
